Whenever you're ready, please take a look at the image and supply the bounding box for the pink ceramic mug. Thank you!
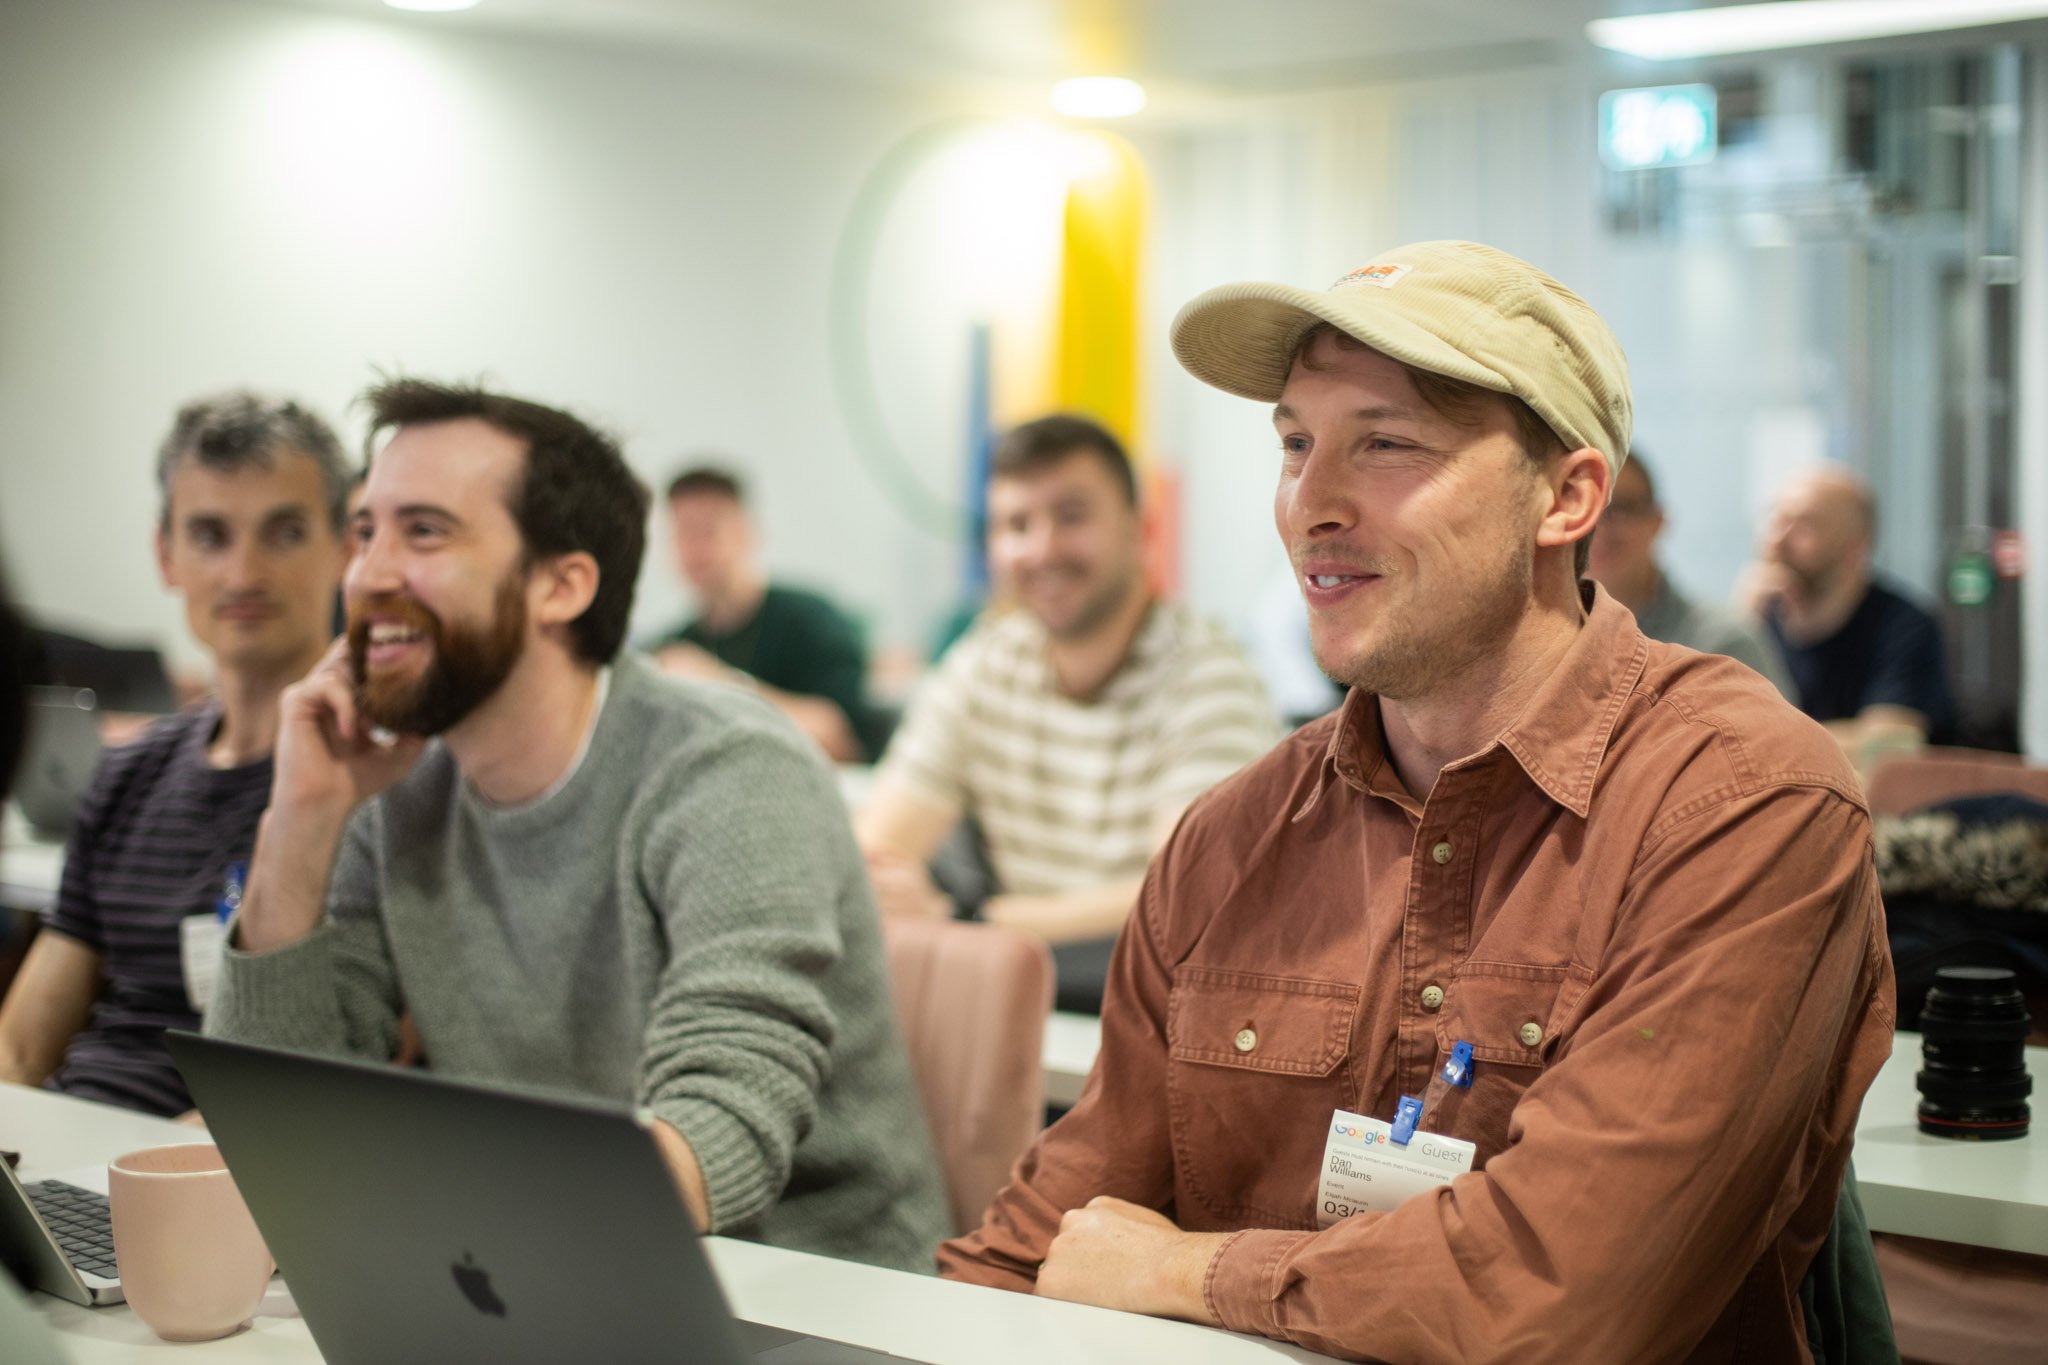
[107,1143,272,1342]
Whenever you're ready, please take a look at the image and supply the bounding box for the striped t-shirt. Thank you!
[44,703,270,1116]
[878,600,1277,896]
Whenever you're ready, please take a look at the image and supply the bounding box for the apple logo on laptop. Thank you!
[451,1252,507,1318]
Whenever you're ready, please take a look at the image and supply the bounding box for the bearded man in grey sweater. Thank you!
[206,378,948,1272]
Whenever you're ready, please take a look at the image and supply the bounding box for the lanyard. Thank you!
[1391,1040,1475,1146]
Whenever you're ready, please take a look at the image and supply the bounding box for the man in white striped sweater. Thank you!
[857,415,1276,956]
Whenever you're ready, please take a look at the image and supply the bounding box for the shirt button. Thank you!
[1234,1028,1258,1053]
[1431,841,1454,865]
[1420,985,1444,1011]
[1518,1021,1543,1048]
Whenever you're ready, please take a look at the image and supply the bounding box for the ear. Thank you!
[1535,448,1611,557]
[155,523,177,590]
[529,551,600,632]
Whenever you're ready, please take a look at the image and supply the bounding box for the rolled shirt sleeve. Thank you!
[943,771,1892,1363]
[937,856,1184,1289]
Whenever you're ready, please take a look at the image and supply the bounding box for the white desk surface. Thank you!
[4,1082,1328,1364]
[1039,1014,2047,1254]
[1041,1010,1101,1108]
[1852,1035,2047,1254]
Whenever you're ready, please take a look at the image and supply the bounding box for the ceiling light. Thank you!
[385,0,480,12]
[1051,77,1146,119]
[1588,0,2048,60]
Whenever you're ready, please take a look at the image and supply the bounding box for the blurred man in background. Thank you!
[1740,466,1955,753]
[651,466,878,761]
[1586,448,1790,695]
[0,393,349,1114]
[857,414,1274,952]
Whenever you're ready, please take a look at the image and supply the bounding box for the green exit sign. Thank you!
[1600,83,1718,170]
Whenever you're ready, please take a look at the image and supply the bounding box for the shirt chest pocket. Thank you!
[1423,961,1587,1165]
[1165,967,1359,1227]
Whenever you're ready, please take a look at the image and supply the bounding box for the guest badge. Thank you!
[181,860,244,1014]
[1317,1107,1477,1228]
[180,915,226,1014]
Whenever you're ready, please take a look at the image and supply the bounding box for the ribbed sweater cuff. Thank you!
[207,919,342,1052]
[656,1096,774,1232]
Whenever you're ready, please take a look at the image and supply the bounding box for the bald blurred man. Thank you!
[1740,467,1955,750]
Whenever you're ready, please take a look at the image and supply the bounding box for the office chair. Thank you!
[1866,747,2047,817]
[880,917,1054,1235]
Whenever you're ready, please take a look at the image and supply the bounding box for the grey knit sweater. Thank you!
[208,654,948,1271]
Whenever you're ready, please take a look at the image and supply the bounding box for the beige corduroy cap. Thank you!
[1170,240,1632,474]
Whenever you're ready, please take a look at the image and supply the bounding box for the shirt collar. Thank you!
[1294,582,1647,823]
[1494,582,1647,819]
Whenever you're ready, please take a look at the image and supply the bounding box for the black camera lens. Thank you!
[1916,966,2032,1141]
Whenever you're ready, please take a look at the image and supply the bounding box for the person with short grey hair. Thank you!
[0,390,349,1116]
[155,390,354,536]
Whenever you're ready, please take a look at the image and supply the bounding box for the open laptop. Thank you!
[0,1152,123,1306]
[14,688,102,839]
[27,631,178,716]
[167,1033,913,1364]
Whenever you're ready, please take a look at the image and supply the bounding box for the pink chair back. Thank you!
[881,918,1054,1235]
[1866,747,2048,817]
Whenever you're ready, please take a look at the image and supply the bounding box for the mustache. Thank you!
[347,593,440,635]
[346,594,444,686]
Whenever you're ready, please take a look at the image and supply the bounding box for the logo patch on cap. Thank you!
[1333,263,1411,290]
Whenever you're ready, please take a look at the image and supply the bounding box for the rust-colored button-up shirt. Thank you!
[939,588,1894,1364]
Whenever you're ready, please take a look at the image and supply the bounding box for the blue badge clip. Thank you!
[1441,1040,1475,1089]
[217,861,247,924]
[1390,1095,1425,1146]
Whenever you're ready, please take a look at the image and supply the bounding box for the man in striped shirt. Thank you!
[857,415,1276,949]
[0,393,350,1115]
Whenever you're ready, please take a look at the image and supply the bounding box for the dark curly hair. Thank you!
[360,378,650,665]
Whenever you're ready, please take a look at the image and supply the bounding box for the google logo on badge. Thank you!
[1331,1122,1387,1144]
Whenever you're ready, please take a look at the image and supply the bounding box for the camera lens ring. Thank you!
[1915,966,2032,1142]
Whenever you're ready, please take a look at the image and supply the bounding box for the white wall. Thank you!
[2,1,2038,743]
[1146,62,1887,631]
[0,0,987,670]
[1147,69,1607,636]
[1145,54,2037,748]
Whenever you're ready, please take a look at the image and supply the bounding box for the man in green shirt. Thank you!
[652,467,877,761]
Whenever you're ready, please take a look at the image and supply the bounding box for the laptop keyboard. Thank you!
[26,1180,119,1280]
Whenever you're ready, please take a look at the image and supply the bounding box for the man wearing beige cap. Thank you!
[939,242,1893,1363]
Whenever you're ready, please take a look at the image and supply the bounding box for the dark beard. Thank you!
[347,574,527,737]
